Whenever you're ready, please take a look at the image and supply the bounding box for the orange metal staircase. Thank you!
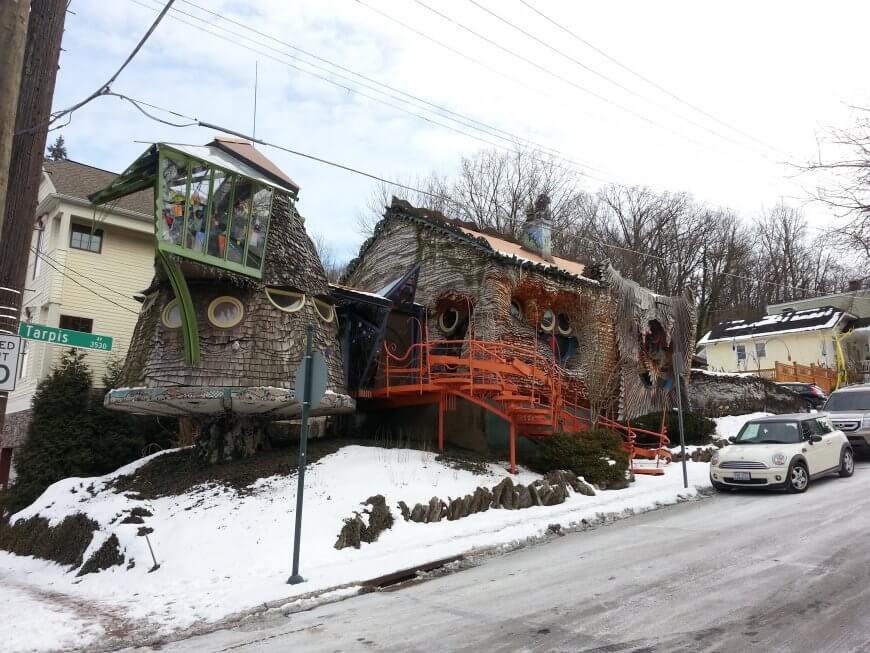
[360,336,671,475]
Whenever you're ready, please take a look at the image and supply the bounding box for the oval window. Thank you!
[161,299,182,329]
[313,297,335,323]
[439,308,460,334]
[557,313,571,336]
[540,309,555,333]
[510,299,523,320]
[208,296,245,329]
[266,287,305,313]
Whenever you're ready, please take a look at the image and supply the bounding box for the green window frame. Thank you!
[155,147,275,278]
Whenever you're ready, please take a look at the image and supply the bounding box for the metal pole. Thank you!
[673,358,689,489]
[288,324,314,585]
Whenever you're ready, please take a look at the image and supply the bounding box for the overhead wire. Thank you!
[515,0,784,157]
[129,0,616,184]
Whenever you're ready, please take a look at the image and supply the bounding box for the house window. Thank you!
[540,309,555,333]
[162,300,182,329]
[266,288,305,313]
[313,297,335,323]
[207,296,245,329]
[755,342,766,358]
[70,223,103,253]
[736,344,746,362]
[59,315,93,333]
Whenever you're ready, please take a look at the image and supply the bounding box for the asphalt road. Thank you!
[133,461,870,653]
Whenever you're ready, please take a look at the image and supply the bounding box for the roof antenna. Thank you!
[252,60,258,142]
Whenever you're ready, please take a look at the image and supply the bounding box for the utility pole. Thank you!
[0,0,30,235]
[0,0,66,434]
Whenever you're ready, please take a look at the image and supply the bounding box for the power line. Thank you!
[129,0,617,185]
[17,0,176,135]
[409,0,755,163]
[104,92,868,306]
[515,0,784,157]
[33,245,138,302]
[30,247,140,314]
[466,0,773,159]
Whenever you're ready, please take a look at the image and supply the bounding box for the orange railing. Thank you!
[365,335,671,475]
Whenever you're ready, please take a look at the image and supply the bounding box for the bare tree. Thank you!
[310,232,345,283]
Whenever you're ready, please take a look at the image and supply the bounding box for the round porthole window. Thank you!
[557,313,572,336]
[161,299,182,329]
[540,309,555,333]
[439,308,460,334]
[313,297,335,323]
[510,299,523,320]
[266,287,305,313]
[208,296,245,329]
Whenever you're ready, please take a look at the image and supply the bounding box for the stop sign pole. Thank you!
[672,349,688,489]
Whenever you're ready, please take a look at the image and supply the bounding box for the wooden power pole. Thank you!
[0,0,66,432]
[0,0,30,235]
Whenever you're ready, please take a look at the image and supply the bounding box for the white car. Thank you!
[710,413,854,493]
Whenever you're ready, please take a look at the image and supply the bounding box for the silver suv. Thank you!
[824,384,870,450]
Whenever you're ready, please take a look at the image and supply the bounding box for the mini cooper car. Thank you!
[710,414,853,493]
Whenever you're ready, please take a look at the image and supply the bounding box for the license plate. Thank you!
[733,471,751,481]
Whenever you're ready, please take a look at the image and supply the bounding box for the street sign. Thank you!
[0,335,21,392]
[293,349,327,409]
[18,322,113,352]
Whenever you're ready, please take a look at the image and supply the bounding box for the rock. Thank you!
[362,495,393,543]
[548,523,564,536]
[459,495,473,518]
[410,503,426,523]
[470,486,491,514]
[516,484,533,509]
[573,479,595,496]
[334,515,365,549]
[491,477,514,509]
[548,483,567,505]
[535,480,553,505]
[447,497,463,521]
[529,483,542,506]
[427,496,444,523]
[397,501,411,521]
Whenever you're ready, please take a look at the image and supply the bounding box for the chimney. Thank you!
[522,193,553,261]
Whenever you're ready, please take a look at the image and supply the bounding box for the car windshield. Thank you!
[734,421,801,444]
[824,391,870,412]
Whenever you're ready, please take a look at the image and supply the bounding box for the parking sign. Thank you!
[0,335,21,392]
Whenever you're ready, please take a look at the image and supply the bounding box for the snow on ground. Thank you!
[714,412,772,439]
[0,445,712,651]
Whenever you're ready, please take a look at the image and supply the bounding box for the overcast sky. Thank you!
[51,0,870,261]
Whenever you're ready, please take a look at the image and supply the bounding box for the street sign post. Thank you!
[672,350,688,489]
[0,335,21,392]
[18,322,113,352]
[288,325,328,585]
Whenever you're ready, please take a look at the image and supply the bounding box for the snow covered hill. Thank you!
[0,445,712,652]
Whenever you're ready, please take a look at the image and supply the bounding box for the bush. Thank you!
[629,410,716,447]
[535,429,629,487]
[4,351,174,515]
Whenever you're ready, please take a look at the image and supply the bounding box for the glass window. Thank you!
[226,179,253,264]
[755,342,766,358]
[160,155,190,247]
[735,420,800,444]
[540,309,555,333]
[208,296,245,329]
[18,342,29,380]
[185,163,210,253]
[314,298,335,323]
[439,308,459,334]
[208,170,234,259]
[510,299,523,320]
[557,313,571,336]
[246,186,272,270]
[736,345,746,361]
[266,288,305,312]
[162,300,182,329]
[70,223,103,253]
[59,315,93,333]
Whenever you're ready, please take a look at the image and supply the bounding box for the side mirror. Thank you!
[728,436,736,443]
[810,434,823,443]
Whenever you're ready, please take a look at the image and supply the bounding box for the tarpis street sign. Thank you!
[18,322,113,352]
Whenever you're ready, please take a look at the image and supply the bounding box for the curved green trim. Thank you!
[158,250,200,365]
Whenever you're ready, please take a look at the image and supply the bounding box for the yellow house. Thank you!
[0,159,154,486]
[697,306,854,375]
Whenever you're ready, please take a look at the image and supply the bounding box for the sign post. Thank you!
[18,323,113,352]
[0,335,21,392]
[672,350,688,489]
[288,325,327,585]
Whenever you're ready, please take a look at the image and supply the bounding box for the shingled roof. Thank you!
[44,159,153,217]
[698,306,851,344]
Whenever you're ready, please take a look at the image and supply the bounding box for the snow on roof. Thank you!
[698,306,849,344]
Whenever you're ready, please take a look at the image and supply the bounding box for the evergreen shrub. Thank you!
[535,429,629,487]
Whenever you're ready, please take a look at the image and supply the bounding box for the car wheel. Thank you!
[839,448,855,478]
[787,462,809,493]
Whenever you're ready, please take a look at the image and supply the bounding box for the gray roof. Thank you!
[750,413,819,422]
[44,159,153,217]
